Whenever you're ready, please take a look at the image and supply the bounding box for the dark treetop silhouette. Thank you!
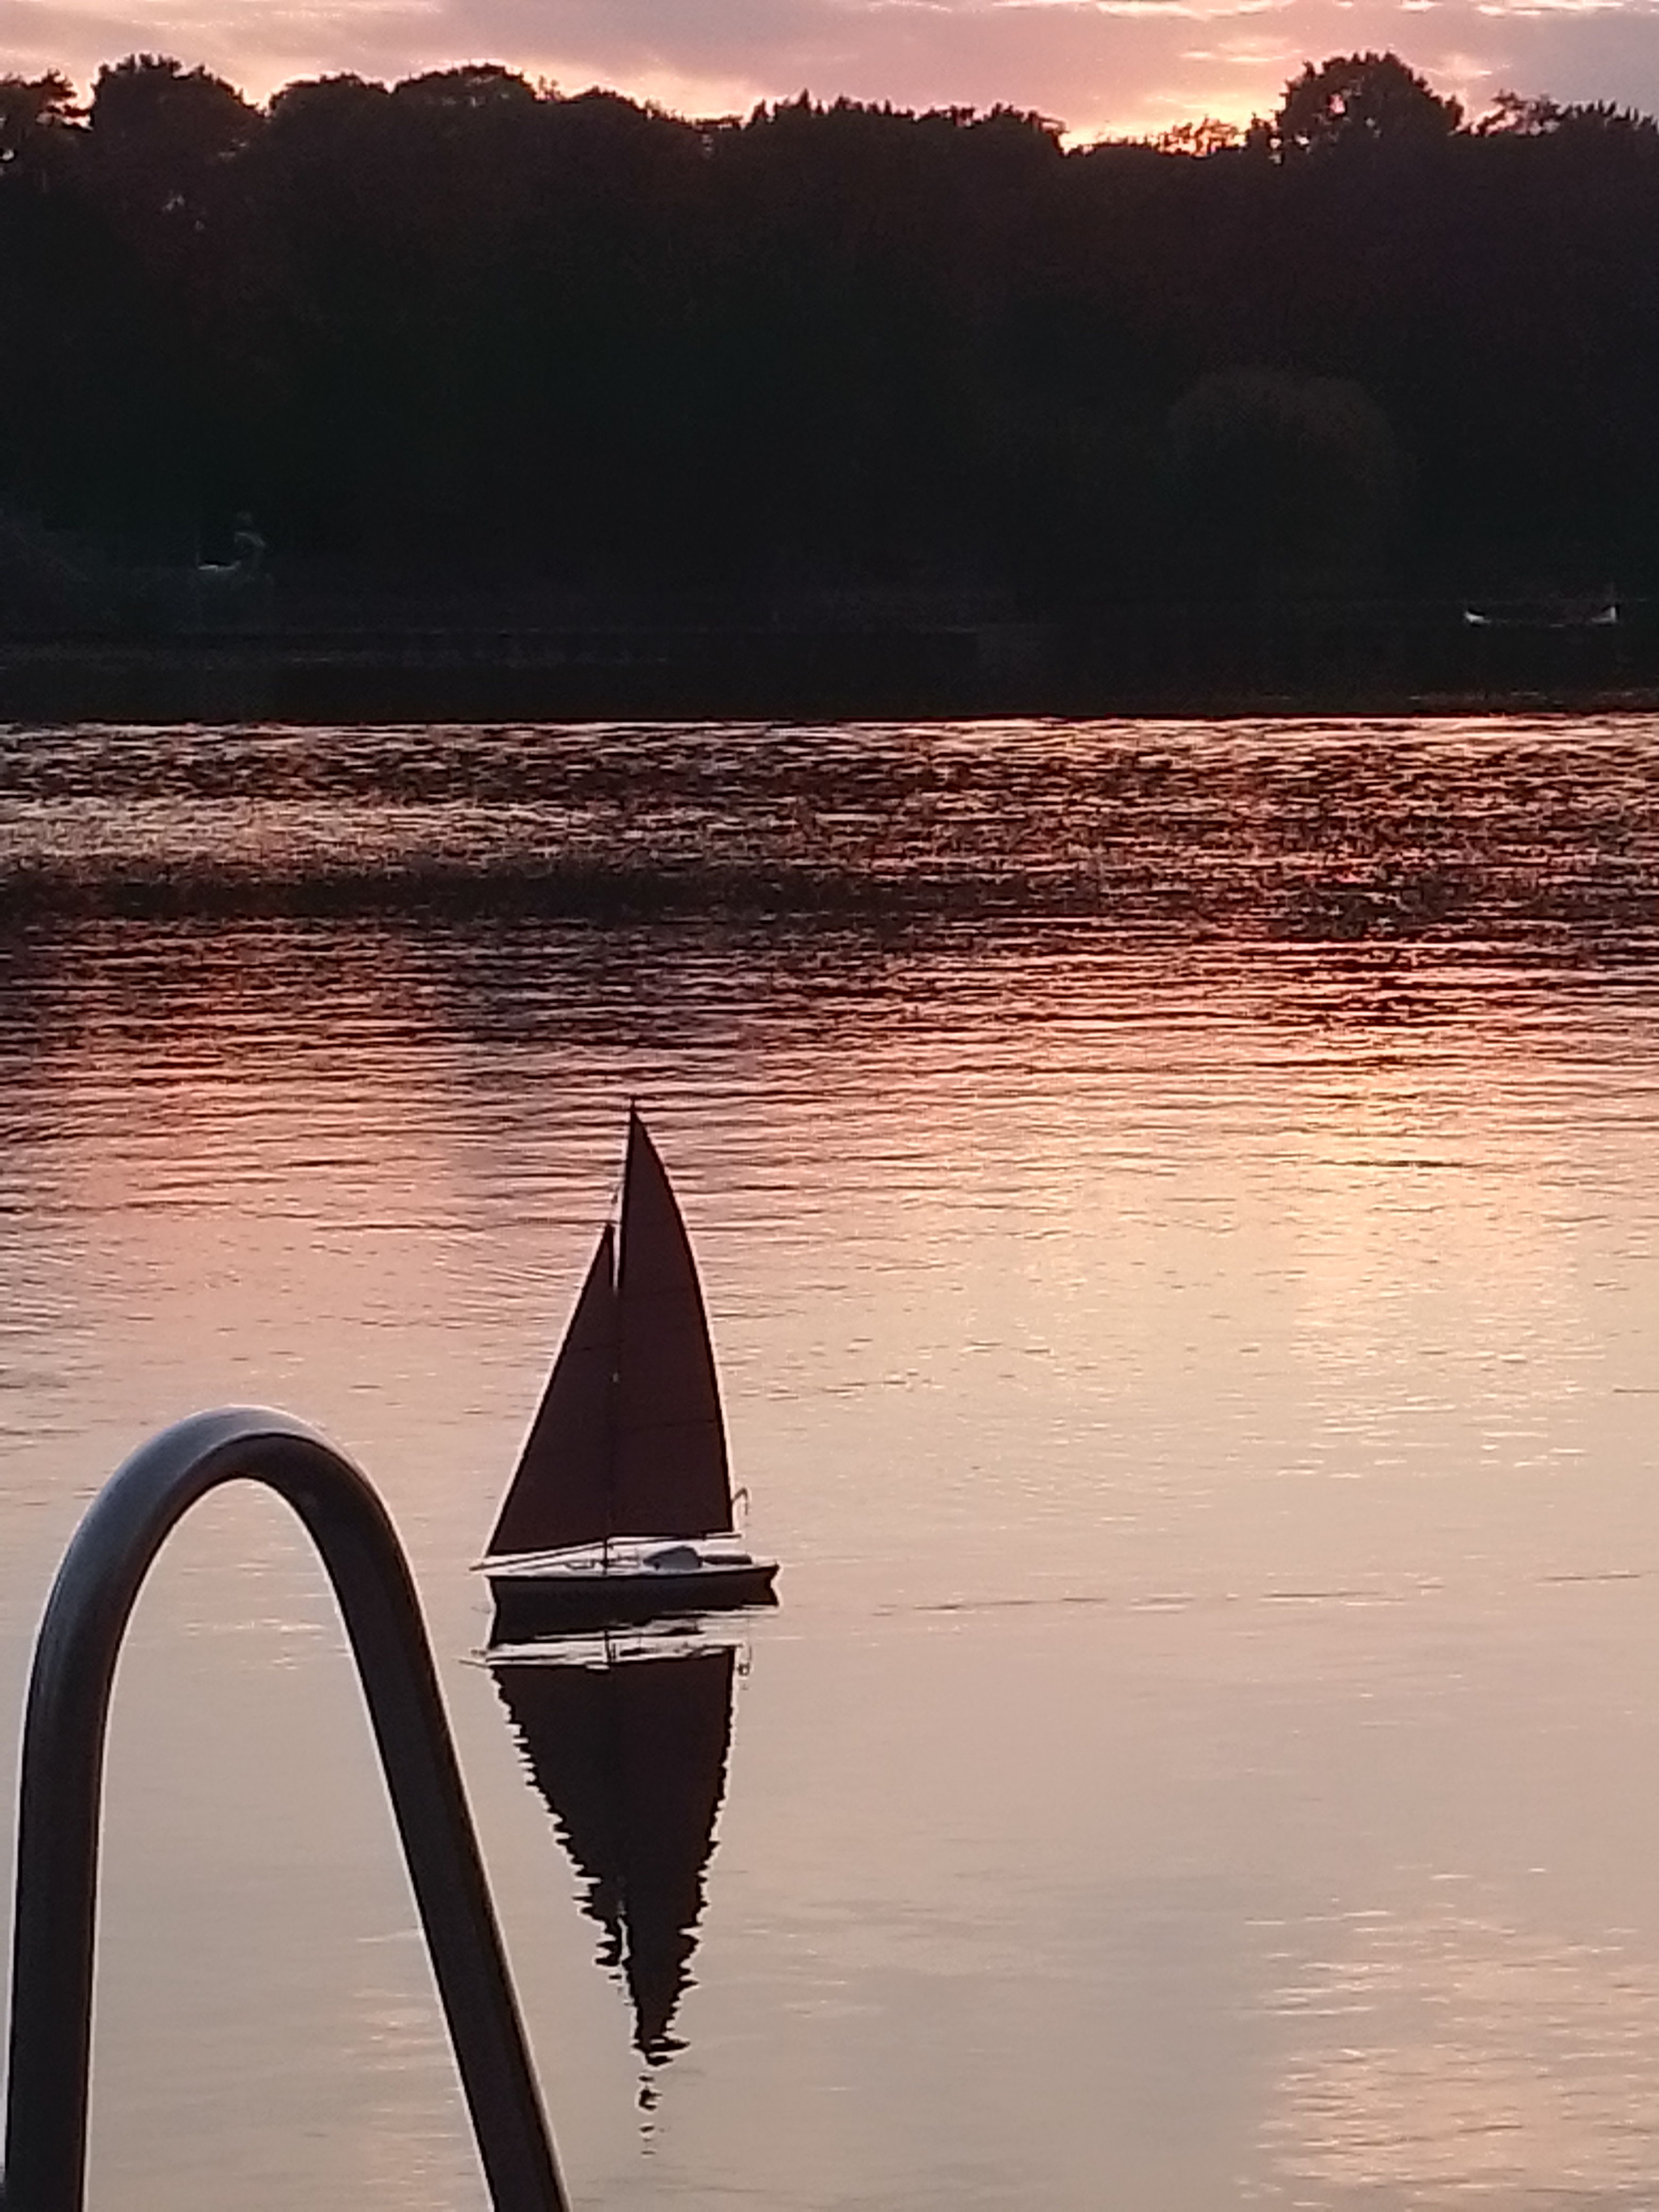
[1,49,1657,616]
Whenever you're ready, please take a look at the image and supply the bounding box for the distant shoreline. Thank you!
[0,606,1653,724]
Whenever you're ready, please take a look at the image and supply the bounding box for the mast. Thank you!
[603,1159,624,1574]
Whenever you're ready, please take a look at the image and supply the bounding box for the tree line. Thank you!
[1,49,1656,613]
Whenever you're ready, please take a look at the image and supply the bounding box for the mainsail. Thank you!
[493,1644,736,2063]
[486,1110,733,1559]
[614,1113,732,1539]
[488,1222,617,1556]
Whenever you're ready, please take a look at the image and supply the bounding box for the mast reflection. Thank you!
[491,1629,739,2070]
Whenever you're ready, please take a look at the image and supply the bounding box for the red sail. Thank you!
[487,1224,617,1557]
[614,1112,733,1537]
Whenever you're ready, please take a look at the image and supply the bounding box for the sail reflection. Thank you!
[491,1630,739,2069]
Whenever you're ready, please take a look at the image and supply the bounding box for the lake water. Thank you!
[4,715,1659,2212]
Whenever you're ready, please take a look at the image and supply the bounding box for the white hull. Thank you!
[484,1535,779,1636]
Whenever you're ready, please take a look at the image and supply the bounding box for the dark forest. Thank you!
[2,50,1657,618]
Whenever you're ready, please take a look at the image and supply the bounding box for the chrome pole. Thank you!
[2,1406,569,2212]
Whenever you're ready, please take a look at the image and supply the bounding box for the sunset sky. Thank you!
[1,0,1656,149]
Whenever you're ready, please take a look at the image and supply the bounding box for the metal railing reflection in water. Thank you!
[1,1406,569,2212]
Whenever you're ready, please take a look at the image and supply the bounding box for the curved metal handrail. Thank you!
[2,1406,570,2212]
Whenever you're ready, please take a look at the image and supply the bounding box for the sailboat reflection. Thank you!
[491,1627,740,2072]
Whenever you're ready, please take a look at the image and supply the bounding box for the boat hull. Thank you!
[487,1556,779,1640]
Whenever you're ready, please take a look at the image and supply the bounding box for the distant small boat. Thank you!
[482,1108,780,1639]
[1462,591,1619,630]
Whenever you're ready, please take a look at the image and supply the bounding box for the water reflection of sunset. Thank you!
[1261,1900,1659,2201]
[4,717,1659,2212]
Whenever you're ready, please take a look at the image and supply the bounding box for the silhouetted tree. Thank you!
[1477,89,1659,140]
[87,53,255,219]
[1273,53,1462,161]
[0,72,80,170]
[1168,367,1404,592]
[0,48,1655,610]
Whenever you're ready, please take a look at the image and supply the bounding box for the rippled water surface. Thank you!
[3,716,1659,2212]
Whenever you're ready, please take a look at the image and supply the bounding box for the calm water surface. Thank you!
[3,716,1659,2212]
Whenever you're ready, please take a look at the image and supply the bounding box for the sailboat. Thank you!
[482,1107,780,1640]
[491,1630,739,2071]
